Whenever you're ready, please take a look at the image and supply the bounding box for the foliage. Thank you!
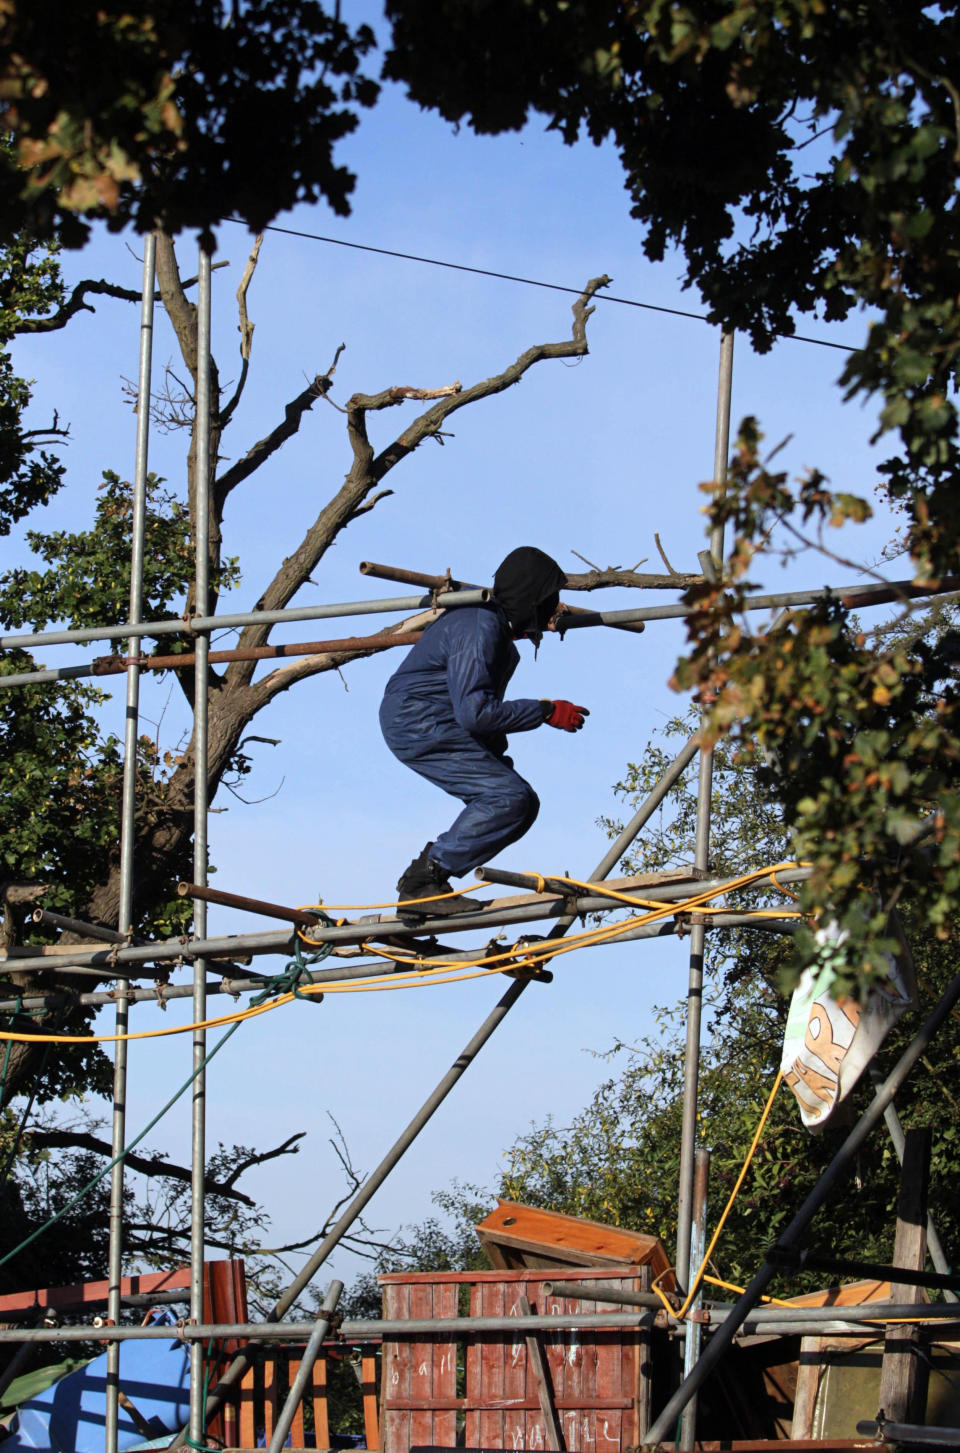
[0,0,379,243]
[384,0,960,990]
[0,226,68,532]
[673,425,960,991]
[0,470,239,635]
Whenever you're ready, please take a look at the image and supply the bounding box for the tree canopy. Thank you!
[0,0,379,243]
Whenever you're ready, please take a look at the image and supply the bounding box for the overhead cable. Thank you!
[226,217,856,354]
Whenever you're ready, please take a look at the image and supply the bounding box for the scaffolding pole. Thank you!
[105,229,156,1453]
[2,579,955,691]
[675,330,734,1297]
[190,814,671,1435]
[0,587,490,654]
[0,863,812,976]
[1,1300,959,1347]
[188,242,212,1449]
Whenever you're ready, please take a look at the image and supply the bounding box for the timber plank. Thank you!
[409,1279,435,1449]
[312,1352,330,1451]
[478,1279,506,1451]
[432,1281,459,1449]
[383,1279,410,1453]
[287,1356,306,1447]
[878,1125,932,1424]
[237,1364,256,1449]
[362,1351,380,1451]
[518,1292,563,1452]
[502,1285,528,1450]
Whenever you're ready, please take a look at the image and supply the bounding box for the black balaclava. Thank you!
[492,547,567,638]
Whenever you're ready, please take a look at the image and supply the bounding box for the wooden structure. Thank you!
[475,1200,673,1287]
[378,1266,653,1453]
[226,1341,380,1451]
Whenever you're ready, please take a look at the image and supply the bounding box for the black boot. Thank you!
[396,845,480,919]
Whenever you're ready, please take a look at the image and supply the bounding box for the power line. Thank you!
[225,216,856,355]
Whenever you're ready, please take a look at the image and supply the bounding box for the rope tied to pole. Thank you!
[251,932,333,1004]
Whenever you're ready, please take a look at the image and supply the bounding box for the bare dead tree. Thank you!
[75,238,612,934]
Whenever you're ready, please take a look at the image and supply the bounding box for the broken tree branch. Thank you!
[222,275,613,692]
[221,234,263,427]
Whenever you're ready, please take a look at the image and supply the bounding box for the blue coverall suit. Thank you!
[379,604,547,877]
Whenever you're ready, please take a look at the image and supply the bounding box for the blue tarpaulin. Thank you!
[1,1314,190,1452]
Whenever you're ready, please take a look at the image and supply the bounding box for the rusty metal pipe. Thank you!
[360,560,468,591]
[91,630,422,676]
[176,882,326,928]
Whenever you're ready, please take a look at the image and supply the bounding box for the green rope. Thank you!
[0,1015,244,1272]
[249,923,334,1004]
[182,1338,222,1452]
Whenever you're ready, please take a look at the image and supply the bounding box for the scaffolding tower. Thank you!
[1,237,958,1453]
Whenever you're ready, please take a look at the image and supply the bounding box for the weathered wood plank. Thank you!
[361,1352,380,1451]
[382,1279,410,1453]
[878,1125,932,1424]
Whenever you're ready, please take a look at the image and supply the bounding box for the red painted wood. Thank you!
[501,1283,527,1452]
[539,1282,569,1449]
[475,1279,506,1450]
[379,1266,646,1452]
[578,1297,599,1453]
[378,1267,639,1286]
[432,1280,459,1448]
[382,1397,632,1412]
[409,1279,435,1449]
[0,1264,192,1316]
[464,1281,483,1452]
[382,1278,410,1453]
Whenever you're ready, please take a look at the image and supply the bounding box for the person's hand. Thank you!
[545,700,589,732]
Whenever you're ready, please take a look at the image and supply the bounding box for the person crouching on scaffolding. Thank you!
[380,546,589,919]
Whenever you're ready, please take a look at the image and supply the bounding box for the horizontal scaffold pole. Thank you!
[0,587,490,654]
[0,1301,957,1347]
[0,917,682,1016]
[0,865,812,975]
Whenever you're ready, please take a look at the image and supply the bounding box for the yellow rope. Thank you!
[652,1069,786,1322]
[4,861,808,1045]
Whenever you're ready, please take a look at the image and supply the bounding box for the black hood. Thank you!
[492,547,567,637]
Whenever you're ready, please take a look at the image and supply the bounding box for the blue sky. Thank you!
[7,40,900,1295]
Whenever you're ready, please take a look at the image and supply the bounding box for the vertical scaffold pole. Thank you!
[678,1147,710,1450]
[188,243,212,1447]
[675,330,734,1293]
[105,232,157,1453]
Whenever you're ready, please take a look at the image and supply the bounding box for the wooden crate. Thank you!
[379,1266,650,1453]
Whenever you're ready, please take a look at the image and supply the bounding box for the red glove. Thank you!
[545,700,589,732]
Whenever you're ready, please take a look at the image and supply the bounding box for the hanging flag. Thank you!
[781,916,915,1130]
